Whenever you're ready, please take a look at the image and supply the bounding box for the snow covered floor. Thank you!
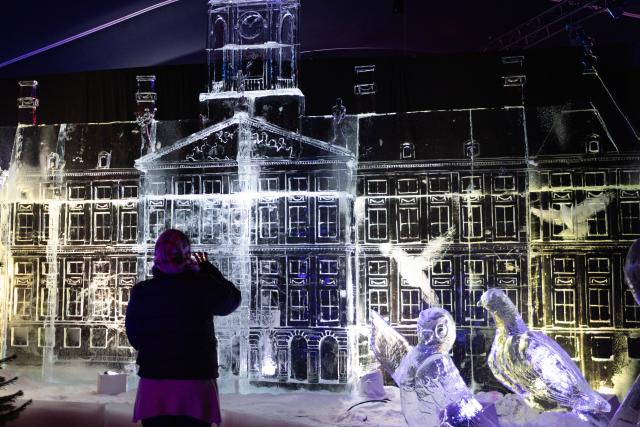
[0,364,614,426]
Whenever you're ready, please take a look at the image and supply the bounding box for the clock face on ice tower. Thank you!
[238,11,265,40]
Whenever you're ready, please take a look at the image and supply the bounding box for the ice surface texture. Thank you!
[623,239,640,305]
[371,309,492,427]
[481,288,611,414]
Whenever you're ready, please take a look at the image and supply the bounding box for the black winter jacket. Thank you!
[125,262,241,379]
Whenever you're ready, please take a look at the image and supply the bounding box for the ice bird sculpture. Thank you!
[624,239,640,305]
[370,309,494,427]
[530,193,611,239]
[378,228,454,305]
[480,288,611,414]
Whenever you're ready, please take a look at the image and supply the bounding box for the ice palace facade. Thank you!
[0,0,638,396]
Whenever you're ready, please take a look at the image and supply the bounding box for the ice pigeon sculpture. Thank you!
[480,288,611,414]
[623,238,640,306]
[370,309,493,427]
[531,193,611,239]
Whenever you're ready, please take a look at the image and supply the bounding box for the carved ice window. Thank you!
[586,201,608,237]
[621,170,640,186]
[428,176,450,193]
[496,259,518,274]
[319,259,338,275]
[16,212,33,241]
[117,331,132,349]
[288,176,308,192]
[63,328,81,348]
[260,260,279,275]
[260,177,279,192]
[39,288,53,318]
[587,258,609,273]
[432,260,452,275]
[319,289,339,322]
[553,289,575,325]
[584,172,605,187]
[202,178,223,194]
[68,212,86,241]
[464,260,484,276]
[121,211,137,242]
[288,205,308,238]
[401,289,421,321]
[69,186,86,200]
[119,260,137,274]
[461,205,482,239]
[259,205,279,239]
[37,327,54,348]
[620,202,640,235]
[429,205,450,238]
[202,207,222,241]
[93,260,110,276]
[90,328,108,348]
[289,289,308,321]
[67,261,84,275]
[174,208,192,231]
[367,208,387,241]
[94,185,112,199]
[11,327,29,347]
[369,289,389,319]
[317,205,338,239]
[400,142,415,159]
[15,261,33,275]
[624,290,640,324]
[463,289,485,322]
[461,176,482,192]
[555,335,578,359]
[118,288,131,318]
[94,212,112,242]
[149,210,165,239]
[588,288,611,324]
[493,175,515,192]
[550,173,572,188]
[368,260,388,276]
[260,289,279,310]
[553,258,575,275]
[367,180,387,195]
[91,288,111,318]
[494,205,516,239]
[65,287,84,319]
[40,211,49,240]
[122,185,138,198]
[550,203,573,238]
[397,178,419,194]
[591,336,613,361]
[317,176,337,191]
[12,288,31,318]
[149,181,166,195]
[398,207,419,241]
[97,151,111,169]
[433,289,454,314]
[288,259,307,277]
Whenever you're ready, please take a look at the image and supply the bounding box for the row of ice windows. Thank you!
[366,258,519,278]
[149,175,342,196]
[10,326,131,349]
[15,209,138,243]
[552,288,640,326]
[66,184,138,201]
[554,335,640,361]
[259,288,340,322]
[545,170,640,188]
[14,259,137,277]
[258,258,338,276]
[364,175,517,196]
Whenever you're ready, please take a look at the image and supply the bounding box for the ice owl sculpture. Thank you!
[480,288,611,414]
[370,309,494,427]
[624,238,640,306]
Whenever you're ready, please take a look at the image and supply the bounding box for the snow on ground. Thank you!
[0,363,606,426]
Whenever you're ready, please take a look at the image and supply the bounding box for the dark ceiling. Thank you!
[0,0,639,78]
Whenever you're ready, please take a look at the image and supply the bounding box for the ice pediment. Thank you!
[136,115,353,169]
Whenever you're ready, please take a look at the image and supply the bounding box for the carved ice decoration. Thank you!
[480,288,611,414]
[370,309,492,427]
[623,239,640,306]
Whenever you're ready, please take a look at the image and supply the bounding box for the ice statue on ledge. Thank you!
[480,288,611,416]
[370,309,497,427]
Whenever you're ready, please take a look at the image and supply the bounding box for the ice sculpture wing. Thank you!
[531,207,563,225]
[370,310,411,379]
[573,193,611,223]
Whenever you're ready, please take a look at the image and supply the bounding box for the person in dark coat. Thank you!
[126,229,241,427]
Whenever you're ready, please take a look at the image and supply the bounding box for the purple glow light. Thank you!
[0,0,181,69]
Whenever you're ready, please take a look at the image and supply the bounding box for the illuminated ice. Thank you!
[370,309,489,427]
[480,288,611,414]
[624,239,640,305]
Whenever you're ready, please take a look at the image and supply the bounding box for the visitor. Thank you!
[126,229,241,427]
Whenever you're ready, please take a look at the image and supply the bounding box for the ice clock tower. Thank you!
[200,0,304,131]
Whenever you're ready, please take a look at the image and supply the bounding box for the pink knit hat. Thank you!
[154,229,193,274]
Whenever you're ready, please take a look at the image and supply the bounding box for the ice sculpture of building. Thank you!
[0,0,638,393]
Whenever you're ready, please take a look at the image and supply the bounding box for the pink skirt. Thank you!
[133,378,222,425]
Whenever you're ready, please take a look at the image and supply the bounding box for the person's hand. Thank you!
[193,252,209,266]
